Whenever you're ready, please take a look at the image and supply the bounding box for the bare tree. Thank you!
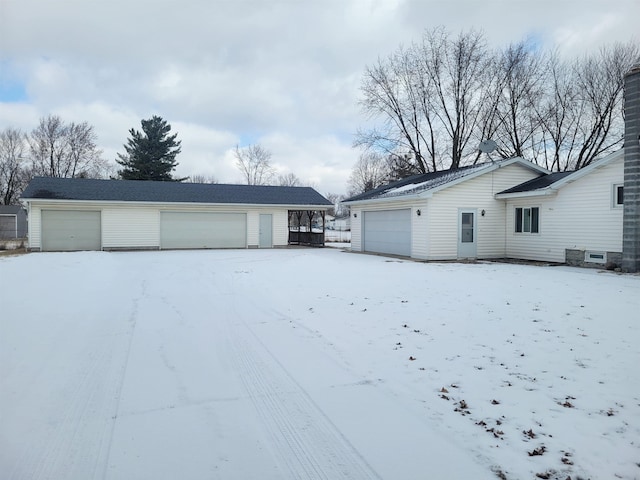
[357,27,639,175]
[535,41,639,171]
[278,172,302,187]
[482,39,548,161]
[357,27,493,176]
[186,174,219,184]
[347,152,390,196]
[28,115,107,178]
[0,128,27,205]
[570,42,639,169]
[356,47,432,175]
[324,192,348,217]
[234,144,275,185]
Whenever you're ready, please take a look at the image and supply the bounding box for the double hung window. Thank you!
[515,207,539,233]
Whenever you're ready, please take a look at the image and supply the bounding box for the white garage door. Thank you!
[41,210,101,251]
[363,209,411,257]
[160,212,246,249]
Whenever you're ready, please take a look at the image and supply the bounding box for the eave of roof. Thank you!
[495,149,623,199]
[343,157,548,205]
[20,198,333,210]
[20,177,333,207]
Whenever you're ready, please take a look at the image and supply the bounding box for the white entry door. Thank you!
[457,209,477,258]
[259,214,272,248]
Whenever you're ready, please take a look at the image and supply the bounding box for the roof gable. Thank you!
[496,149,624,198]
[20,177,332,207]
[344,157,548,204]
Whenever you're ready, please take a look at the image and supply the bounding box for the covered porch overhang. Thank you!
[287,209,327,246]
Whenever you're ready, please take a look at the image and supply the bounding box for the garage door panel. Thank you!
[42,210,101,251]
[364,209,411,257]
[161,212,246,249]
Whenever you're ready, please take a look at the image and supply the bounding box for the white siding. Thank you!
[247,211,259,247]
[103,208,159,248]
[350,208,362,251]
[28,206,41,250]
[246,208,288,247]
[27,202,297,251]
[411,201,429,259]
[505,159,623,262]
[427,164,539,259]
[272,210,288,246]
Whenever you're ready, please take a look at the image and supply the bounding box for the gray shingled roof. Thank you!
[497,172,573,195]
[21,177,332,206]
[344,163,491,203]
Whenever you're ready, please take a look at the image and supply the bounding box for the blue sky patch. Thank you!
[0,81,28,103]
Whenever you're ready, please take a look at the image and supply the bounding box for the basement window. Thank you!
[515,207,539,233]
[585,251,607,264]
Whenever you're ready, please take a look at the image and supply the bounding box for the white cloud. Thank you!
[1,0,638,194]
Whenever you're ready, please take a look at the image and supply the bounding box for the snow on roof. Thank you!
[344,163,492,203]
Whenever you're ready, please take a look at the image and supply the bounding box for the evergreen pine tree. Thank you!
[116,116,182,181]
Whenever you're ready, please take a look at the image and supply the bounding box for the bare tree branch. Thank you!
[234,144,275,185]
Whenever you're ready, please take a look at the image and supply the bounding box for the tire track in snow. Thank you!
[225,313,381,479]
[6,284,142,480]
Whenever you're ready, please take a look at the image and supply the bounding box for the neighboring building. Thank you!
[326,215,351,231]
[20,177,332,252]
[0,205,27,239]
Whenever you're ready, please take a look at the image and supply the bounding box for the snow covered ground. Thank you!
[1,249,638,480]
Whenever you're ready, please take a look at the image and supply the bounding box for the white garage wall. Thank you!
[28,206,41,250]
[351,209,362,251]
[348,163,538,260]
[27,202,297,251]
[426,163,539,260]
[103,208,160,249]
[349,200,424,257]
[272,210,288,246]
[246,209,288,247]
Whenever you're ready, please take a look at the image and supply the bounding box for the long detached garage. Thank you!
[20,177,332,252]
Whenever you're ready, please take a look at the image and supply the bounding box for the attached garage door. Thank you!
[160,212,246,249]
[363,209,411,257]
[41,210,101,251]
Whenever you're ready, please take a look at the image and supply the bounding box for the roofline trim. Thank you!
[344,157,548,205]
[20,198,331,209]
[495,188,557,199]
[495,149,623,198]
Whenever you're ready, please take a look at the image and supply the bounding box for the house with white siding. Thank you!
[20,177,332,252]
[343,152,625,266]
[343,157,548,260]
[496,149,624,266]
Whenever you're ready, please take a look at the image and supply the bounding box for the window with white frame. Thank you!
[515,207,539,233]
[613,184,624,207]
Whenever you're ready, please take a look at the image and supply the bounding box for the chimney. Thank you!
[622,64,640,272]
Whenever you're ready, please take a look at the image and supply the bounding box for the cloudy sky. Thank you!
[1,0,638,194]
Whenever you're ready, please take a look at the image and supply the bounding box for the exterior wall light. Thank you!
[481,209,486,216]
[353,213,357,218]
[416,209,421,216]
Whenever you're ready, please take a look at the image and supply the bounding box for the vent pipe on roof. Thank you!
[622,64,640,272]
